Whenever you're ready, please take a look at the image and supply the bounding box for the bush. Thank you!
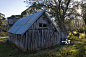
[0,32,8,36]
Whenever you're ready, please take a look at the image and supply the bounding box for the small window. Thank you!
[39,23,42,27]
[39,23,47,27]
[43,24,47,27]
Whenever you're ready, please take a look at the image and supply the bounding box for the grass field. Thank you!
[0,32,86,57]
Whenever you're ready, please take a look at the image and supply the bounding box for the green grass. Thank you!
[0,32,86,57]
[0,44,18,57]
[0,36,19,57]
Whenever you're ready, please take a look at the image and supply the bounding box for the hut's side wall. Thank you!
[8,33,26,51]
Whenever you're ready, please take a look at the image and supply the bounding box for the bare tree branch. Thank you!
[64,0,71,15]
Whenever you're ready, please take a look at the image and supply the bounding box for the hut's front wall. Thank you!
[26,30,61,51]
[29,14,55,30]
[26,14,61,51]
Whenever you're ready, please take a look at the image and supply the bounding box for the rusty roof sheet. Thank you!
[8,10,60,35]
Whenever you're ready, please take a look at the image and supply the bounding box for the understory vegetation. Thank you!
[0,32,86,57]
[0,32,8,36]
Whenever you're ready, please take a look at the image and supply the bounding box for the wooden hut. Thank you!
[7,16,20,29]
[8,10,67,51]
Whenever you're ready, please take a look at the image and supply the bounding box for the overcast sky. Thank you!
[0,0,81,18]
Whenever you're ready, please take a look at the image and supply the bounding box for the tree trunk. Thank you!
[68,19,75,35]
[85,21,86,35]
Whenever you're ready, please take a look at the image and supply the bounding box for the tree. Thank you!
[81,3,86,34]
[24,0,72,33]
[0,13,5,26]
[0,13,5,19]
[0,13,8,32]
[24,0,82,36]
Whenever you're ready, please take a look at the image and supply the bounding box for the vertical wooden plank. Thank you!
[50,30,51,46]
[48,30,49,47]
[13,34,15,43]
[40,30,41,48]
[34,30,37,50]
[42,30,44,48]
[54,32,56,45]
[28,30,31,51]
[19,35,20,48]
[21,35,23,48]
[56,32,57,45]
[16,34,17,46]
[36,30,40,49]
[31,30,32,51]
[34,30,36,50]
[58,33,61,44]
[15,34,16,44]
[48,30,50,47]
[59,33,62,44]
[56,32,57,44]
[46,30,48,48]
[41,29,43,48]
[55,32,56,45]
[20,35,21,48]
[51,30,53,46]
[44,30,46,48]
[31,30,34,51]
[38,32,41,47]
[53,32,55,45]
[52,31,54,45]
[56,32,58,44]
[17,35,19,47]
[32,30,34,50]
[25,31,28,51]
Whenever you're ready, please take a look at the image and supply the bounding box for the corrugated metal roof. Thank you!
[8,10,60,35]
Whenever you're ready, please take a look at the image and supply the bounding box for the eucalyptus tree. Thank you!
[66,1,82,34]
[0,13,5,26]
[24,0,83,35]
[81,2,86,34]
[24,0,72,33]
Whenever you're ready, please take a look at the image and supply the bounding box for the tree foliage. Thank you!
[81,3,86,25]
[0,13,5,19]
[24,0,84,35]
[0,13,5,26]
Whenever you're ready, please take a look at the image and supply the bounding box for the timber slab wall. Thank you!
[8,31,67,51]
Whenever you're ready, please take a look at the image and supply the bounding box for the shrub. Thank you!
[78,27,84,33]
[0,32,8,36]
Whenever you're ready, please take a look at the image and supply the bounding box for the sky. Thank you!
[0,0,81,18]
[0,0,27,18]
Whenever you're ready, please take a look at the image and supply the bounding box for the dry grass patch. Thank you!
[0,36,8,42]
